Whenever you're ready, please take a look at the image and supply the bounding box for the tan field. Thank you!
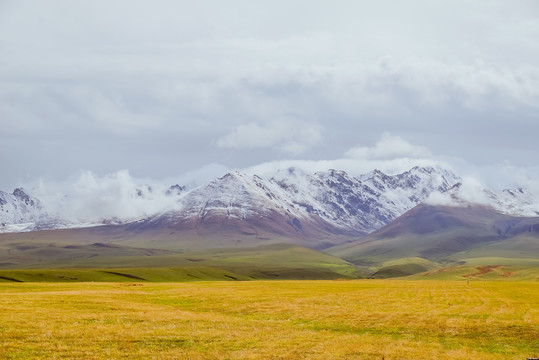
[1,280,538,359]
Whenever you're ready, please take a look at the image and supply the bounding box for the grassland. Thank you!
[1,280,538,359]
[0,240,361,280]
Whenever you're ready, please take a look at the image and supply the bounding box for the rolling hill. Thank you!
[327,204,539,277]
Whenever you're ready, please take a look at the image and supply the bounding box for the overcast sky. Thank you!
[1,0,539,191]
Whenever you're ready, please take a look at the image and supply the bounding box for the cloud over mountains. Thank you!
[1,1,538,190]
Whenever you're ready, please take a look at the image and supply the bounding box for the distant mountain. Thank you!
[125,166,459,249]
[0,183,185,233]
[0,166,460,240]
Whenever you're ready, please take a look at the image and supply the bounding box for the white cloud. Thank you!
[427,176,490,207]
[31,170,181,222]
[424,190,457,207]
[344,133,432,160]
[217,121,322,155]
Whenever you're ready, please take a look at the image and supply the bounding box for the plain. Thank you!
[1,279,538,359]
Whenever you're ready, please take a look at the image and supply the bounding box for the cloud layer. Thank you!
[217,121,322,155]
[345,133,432,160]
[1,1,538,190]
[31,170,178,222]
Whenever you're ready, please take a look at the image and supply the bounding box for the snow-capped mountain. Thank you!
[266,165,459,234]
[485,187,539,216]
[0,183,186,233]
[0,188,44,232]
[2,165,537,244]
[135,166,460,244]
[427,182,539,217]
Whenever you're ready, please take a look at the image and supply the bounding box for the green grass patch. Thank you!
[0,242,362,281]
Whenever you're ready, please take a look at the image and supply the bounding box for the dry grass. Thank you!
[0,280,538,359]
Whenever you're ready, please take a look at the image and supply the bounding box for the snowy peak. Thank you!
[8,165,538,244]
[173,171,294,223]
[0,188,43,231]
[12,188,36,206]
[427,179,539,217]
[485,187,539,216]
[365,166,458,191]
[304,166,458,232]
[0,166,463,237]
[146,166,461,240]
[166,184,185,196]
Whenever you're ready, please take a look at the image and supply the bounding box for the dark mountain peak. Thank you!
[13,187,28,198]
[450,182,462,189]
[219,172,235,180]
[411,165,432,173]
[12,188,34,206]
[135,185,153,198]
[326,169,349,176]
[166,184,185,196]
[502,187,525,197]
[286,167,297,175]
[218,171,246,183]
[363,169,391,181]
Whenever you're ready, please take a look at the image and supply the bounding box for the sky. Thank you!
[1,0,539,193]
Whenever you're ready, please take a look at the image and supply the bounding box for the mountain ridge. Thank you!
[2,165,538,237]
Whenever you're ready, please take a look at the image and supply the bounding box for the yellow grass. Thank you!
[0,280,538,359]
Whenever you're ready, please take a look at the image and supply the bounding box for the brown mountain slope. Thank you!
[327,204,539,266]
[0,209,357,270]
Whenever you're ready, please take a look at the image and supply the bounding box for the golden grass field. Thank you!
[1,280,538,359]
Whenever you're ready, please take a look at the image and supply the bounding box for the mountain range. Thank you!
[1,165,538,280]
[1,166,459,237]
